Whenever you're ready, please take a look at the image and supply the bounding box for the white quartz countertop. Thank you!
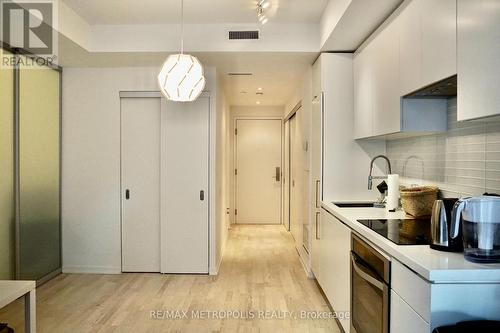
[322,201,500,283]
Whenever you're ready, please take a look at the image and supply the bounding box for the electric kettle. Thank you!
[451,196,500,263]
[430,198,462,252]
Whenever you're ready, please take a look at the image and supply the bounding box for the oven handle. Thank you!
[351,253,384,291]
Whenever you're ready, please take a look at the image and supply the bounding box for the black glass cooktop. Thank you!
[357,219,431,245]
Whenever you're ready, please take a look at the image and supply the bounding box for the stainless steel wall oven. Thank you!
[351,234,391,333]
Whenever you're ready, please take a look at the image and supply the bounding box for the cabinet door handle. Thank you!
[125,189,130,200]
[315,180,321,208]
[315,212,321,240]
[200,190,205,201]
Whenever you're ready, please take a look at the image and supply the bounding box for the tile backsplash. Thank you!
[386,98,500,198]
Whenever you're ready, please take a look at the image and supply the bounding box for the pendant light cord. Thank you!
[180,0,184,54]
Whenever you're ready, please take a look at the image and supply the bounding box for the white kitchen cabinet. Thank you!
[399,0,456,96]
[317,53,382,200]
[391,290,430,333]
[353,0,453,138]
[421,0,456,86]
[392,258,500,331]
[457,0,500,121]
[398,0,422,96]
[320,208,351,333]
[392,260,431,322]
[310,59,321,279]
[371,19,401,137]
[353,45,373,139]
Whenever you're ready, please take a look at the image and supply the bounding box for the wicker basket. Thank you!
[400,186,439,217]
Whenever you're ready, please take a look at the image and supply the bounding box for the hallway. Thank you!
[0,225,341,332]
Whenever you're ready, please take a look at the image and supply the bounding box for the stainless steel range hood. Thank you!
[404,75,457,98]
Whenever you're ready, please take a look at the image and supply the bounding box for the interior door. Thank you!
[163,96,209,274]
[283,121,290,230]
[289,114,301,245]
[235,119,282,224]
[121,97,161,272]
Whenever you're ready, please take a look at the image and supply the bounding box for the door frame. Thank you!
[282,102,302,232]
[119,91,211,274]
[233,117,283,225]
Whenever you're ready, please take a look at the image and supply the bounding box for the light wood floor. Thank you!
[0,225,341,333]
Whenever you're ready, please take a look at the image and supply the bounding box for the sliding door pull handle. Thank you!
[315,212,321,240]
[200,190,205,201]
[125,189,130,200]
[315,180,321,208]
[275,167,281,182]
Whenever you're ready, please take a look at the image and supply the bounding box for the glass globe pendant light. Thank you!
[158,0,206,102]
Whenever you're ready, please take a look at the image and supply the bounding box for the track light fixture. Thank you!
[256,0,270,25]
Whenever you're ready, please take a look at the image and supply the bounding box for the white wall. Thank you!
[62,66,218,274]
[214,72,230,273]
[228,106,284,225]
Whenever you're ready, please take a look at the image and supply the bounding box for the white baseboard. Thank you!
[296,247,313,278]
[209,229,229,276]
[62,265,122,274]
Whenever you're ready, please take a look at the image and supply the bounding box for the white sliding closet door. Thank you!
[163,96,209,274]
[121,97,161,272]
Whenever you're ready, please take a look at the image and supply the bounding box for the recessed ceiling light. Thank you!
[256,101,261,105]
[257,87,263,91]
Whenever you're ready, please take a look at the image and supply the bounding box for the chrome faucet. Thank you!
[368,155,392,190]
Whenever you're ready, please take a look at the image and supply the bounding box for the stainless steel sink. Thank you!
[332,202,377,208]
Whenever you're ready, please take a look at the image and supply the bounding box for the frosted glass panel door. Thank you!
[0,50,14,280]
[19,59,61,280]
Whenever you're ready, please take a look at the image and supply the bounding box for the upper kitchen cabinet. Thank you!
[399,0,457,96]
[399,0,422,96]
[354,0,452,139]
[353,44,373,139]
[421,0,457,87]
[371,19,401,137]
[457,0,500,121]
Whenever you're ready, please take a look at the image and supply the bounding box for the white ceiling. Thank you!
[62,0,329,25]
[59,35,316,106]
[210,52,316,106]
[57,0,402,107]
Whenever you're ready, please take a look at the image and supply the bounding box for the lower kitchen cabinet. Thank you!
[319,208,351,333]
[391,290,430,333]
[392,259,500,331]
